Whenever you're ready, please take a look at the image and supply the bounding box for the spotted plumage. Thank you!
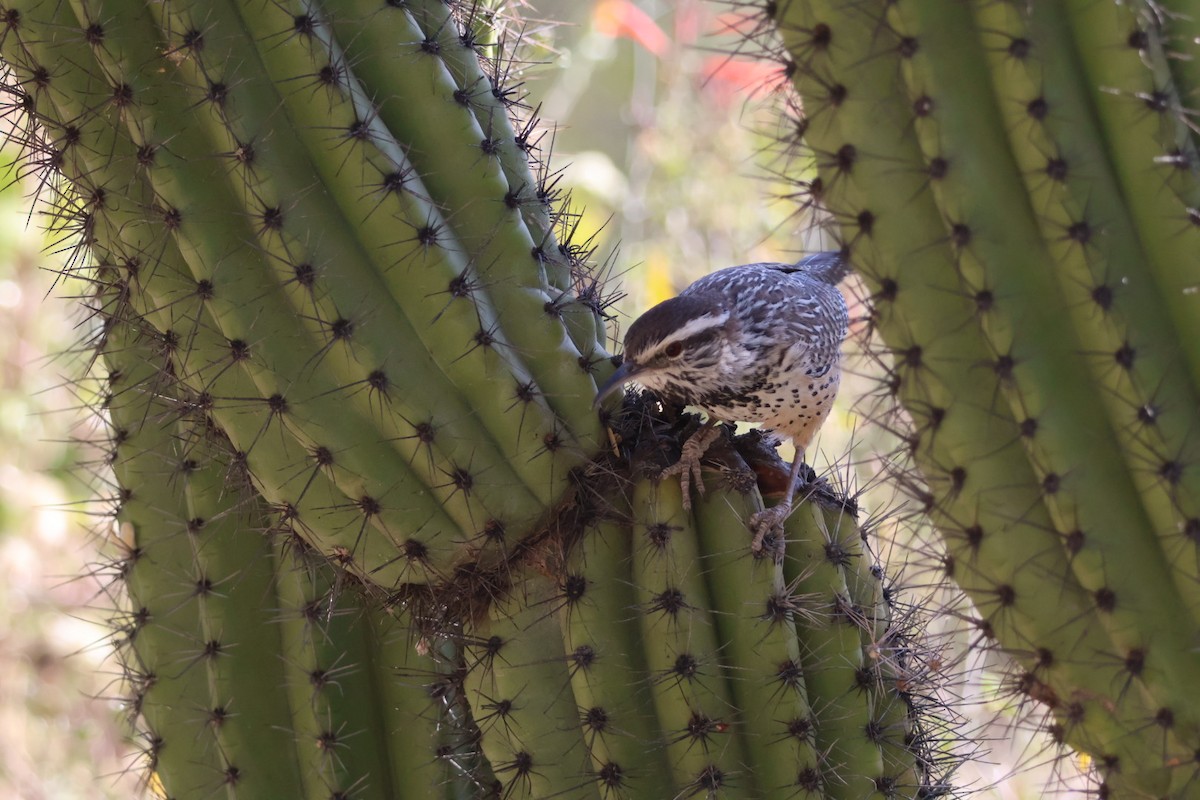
[596,252,851,555]
[608,253,848,445]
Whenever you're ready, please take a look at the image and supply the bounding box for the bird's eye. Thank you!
[664,341,684,358]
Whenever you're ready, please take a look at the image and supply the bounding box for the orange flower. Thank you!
[700,56,786,102]
[593,0,670,57]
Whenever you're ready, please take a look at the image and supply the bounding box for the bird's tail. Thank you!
[795,251,851,285]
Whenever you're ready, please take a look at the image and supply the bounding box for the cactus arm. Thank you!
[629,477,753,797]
[324,0,571,300]
[559,518,678,799]
[891,0,1200,753]
[972,0,1200,628]
[68,0,488,542]
[147,0,556,524]
[462,564,601,800]
[690,480,824,798]
[4,0,648,582]
[771,0,1118,729]
[48,0,476,579]
[769,0,1200,790]
[781,501,884,800]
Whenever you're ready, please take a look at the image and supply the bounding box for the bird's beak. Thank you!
[593,360,639,409]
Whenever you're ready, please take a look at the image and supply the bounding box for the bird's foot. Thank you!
[750,502,793,561]
[659,424,722,511]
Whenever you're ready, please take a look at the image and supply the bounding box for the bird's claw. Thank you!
[659,424,723,512]
[750,503,792,562]
[659,457,705,512]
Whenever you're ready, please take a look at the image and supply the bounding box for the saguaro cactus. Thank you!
[758,0,1200,795]
[0,0,953,798]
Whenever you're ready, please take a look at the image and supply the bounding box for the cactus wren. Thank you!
[596,252,850,553]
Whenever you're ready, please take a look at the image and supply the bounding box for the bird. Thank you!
[594,252,851,555]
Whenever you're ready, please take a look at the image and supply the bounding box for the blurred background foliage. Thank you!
[1,0,1084,796]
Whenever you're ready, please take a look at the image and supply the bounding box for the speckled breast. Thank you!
[705,367,840,446]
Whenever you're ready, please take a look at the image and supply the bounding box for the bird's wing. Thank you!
[683,262,849,354]
[775,275,849,363]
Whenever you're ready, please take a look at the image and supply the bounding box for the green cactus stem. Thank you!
[691,476,824,797]
[767,0,1200,793]
[558,517,678,799]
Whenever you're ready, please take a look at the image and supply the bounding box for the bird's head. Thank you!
[594,291,735,407]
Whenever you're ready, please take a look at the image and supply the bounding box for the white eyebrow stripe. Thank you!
[649,310,730,355]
